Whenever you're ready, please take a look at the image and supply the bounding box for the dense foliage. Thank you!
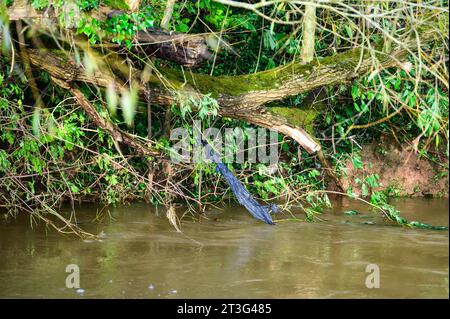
[0,0,448,235]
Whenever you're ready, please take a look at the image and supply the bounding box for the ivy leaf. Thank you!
[351,155,363,170]
[361,183,369,197]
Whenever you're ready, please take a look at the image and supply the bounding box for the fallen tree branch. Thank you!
[0,17,440,154]
[17,45,321,152]
[6,1,212,67]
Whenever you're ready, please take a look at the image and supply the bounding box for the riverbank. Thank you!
[329,136,449,198]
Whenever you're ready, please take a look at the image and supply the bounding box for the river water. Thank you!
[0,198,448,298]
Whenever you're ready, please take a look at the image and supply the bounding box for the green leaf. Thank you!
[351,155,363,170]
[361,183,369,196]
[344,25,353,38]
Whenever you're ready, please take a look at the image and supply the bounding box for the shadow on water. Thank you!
[0,198,448,298]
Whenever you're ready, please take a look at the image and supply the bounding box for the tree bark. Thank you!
[136,29,212,67]
[300,3,316,63]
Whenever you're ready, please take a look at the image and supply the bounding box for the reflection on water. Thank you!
[0,198,448,298]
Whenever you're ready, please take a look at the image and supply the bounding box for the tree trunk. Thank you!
[300,3,316,63]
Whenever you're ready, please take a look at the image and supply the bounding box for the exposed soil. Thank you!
[329,135,449,198]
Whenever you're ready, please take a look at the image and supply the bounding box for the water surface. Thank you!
[0,198,448,298]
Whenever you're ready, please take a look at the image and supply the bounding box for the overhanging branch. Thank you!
[0,18,440,154]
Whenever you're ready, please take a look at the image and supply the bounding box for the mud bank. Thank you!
[333,136,449,198]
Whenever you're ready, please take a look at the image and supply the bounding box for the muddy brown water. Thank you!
[0,198,448,298]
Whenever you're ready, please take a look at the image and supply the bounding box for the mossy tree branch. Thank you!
[0,18,439,154]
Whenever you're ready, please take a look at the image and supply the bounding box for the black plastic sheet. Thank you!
[203,141,279,225]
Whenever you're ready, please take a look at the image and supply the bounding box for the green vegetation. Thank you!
[0,0,448,236]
